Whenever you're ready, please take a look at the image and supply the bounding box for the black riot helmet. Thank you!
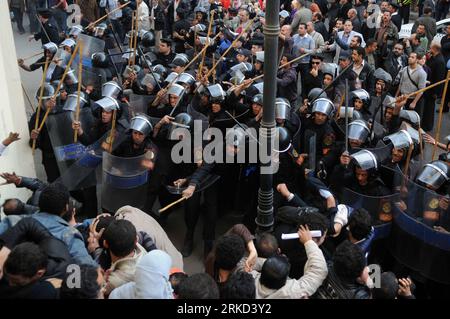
[416,160,449,191]
[308,88,327,102]
[168,112,194,140]
[36,82,58,103]
[91,52,109,68]
[350,89,371,110]
[252,93,263,106]
[399,109,421,130]
[141,31,155,48]
[152,64,168,78]
[42,42,58,56]
[350,149,379,173]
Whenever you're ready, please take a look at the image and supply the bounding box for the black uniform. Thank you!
[28,112,60,183]
[154,52,176,68]
[113,135,155,158]
[298,116,337,171]
[33,20,61,45]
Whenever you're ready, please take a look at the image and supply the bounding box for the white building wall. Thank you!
[0,1,36,205]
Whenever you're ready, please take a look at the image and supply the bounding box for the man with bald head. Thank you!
[279,24,294,54]
[347,8,362,33]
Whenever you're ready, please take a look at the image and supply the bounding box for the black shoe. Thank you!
[181,238,194,257]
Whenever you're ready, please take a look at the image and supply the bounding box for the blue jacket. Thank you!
[0,212,97,267]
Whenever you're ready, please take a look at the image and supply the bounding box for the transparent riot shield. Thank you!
[396,173,450,229]
[341,187,401,225]
[101,151,154,212]
[82,67,103,91]
[55,127,128,191]
[46,109,95,174]
[389,169,450,284]
[107,47,127,75]
[128,93,154,116]
[76,34,106,69]
[302,130,317,172]
[53,49,71,68]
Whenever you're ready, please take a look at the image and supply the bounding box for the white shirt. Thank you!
[353,60,366,89]
[174,0,179,21]
[138,2,150,31]
[0,143,6,156]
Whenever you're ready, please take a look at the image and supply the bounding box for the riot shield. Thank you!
[76,34,106,69]
[82,67,103,91]
[46,109,96,175]
[304,130,316,172]
[107,47,127,77]
[101,151,153,212]
[128,93,154,116]
[55,127,128,191]
[53,49,71,69]
[398,174,450,228]
[389,171,450,284]
[341,187,400,225]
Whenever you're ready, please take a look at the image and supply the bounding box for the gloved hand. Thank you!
[333,204,349,226]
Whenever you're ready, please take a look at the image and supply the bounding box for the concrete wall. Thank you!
[0,1,36,205]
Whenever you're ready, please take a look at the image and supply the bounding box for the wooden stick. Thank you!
[22,50,45,61]
[33,58,64,66]
[402,144,414,189]
[212,54,216,84]
[198,11,215,76]
[418,126,424,161]
[108,109,117,153]
[158,196,187,213]
[89,1,131,27]
[387,77,450,108]
[432,70,450,160]
[74,41,84,143]
[336,92,346,119]
[36,13,51,44]
[132,10,139,67]
[151,33,221,106]
[128,11,135,67]
[228,53,311,92]
[205,20,254,79]
[32,58,50,155]
[38,42,81,132]
[21,83,35,112]
[403,144,414,178]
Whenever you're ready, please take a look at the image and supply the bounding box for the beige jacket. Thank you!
[105,243,146,295]
[115,206,183,270]
[252,240,328,299]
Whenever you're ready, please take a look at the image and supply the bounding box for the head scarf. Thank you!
[109,250,174,299]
